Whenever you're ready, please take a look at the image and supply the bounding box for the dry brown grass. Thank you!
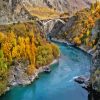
[22,2,60,20]
[30,7,60,20]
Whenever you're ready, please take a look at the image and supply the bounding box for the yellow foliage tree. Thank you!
[73,37,81,45]
[0,32,4,43]
[27,64,36,75]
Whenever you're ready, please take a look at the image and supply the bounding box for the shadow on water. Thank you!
[88,91,100,100]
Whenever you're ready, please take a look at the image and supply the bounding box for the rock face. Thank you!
[92,20,100,91]
[8,59,58,87]
[8,61,32,86]
[50,15,77,38]
[91,19,100,100]
[43,19,65,36]
[0,0,33,24]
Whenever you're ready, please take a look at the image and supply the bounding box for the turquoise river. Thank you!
[0,42,92,100]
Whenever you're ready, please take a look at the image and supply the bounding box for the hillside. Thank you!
[29,0,96,15]
[22,1,60,20]
[0,21,60,95]
[0,0,97,24]
[49,2,100,52]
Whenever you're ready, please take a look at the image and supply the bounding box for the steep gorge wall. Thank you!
[92,19,100,92]
[88,19,100,100]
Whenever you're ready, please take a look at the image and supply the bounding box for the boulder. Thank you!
[74,76,89,84]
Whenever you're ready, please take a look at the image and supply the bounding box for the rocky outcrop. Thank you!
[43,19,65,36]
[8,59,58,87]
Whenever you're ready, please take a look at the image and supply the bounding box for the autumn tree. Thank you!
[51,43,60,58]
[35,44,53,67]
[0,50,8,94]
[73,36,82,45]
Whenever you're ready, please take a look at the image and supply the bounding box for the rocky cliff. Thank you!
[92,20,100,91]
[91,19,100,100]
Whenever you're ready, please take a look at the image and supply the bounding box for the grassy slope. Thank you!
[22,2,60,20]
